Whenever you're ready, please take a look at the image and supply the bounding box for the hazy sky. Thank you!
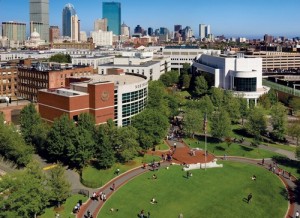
[1,0,300,38]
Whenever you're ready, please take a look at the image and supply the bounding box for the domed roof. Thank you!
[30,28,40,41]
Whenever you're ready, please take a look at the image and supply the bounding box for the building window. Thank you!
[234,77,257,92]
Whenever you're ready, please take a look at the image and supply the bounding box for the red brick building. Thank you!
[18,63,94,101]
[38,81,115,125]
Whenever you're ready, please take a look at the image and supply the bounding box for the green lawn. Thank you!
[81,155,161,188]
[40,194,88,218]
[98,162,287,218]
[272,156,300,179]
[155,141,170,151]
[184,138,281,159]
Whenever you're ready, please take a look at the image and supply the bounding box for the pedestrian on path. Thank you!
[295,210,299,218]
[261,158,264,165]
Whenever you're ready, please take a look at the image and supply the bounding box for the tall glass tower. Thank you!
[29,0,49,42]
[62,3,76,37]
[102,2,121,35]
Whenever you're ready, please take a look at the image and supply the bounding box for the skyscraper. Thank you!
[102,2,121,35]
[49,26,60,43]
[2,21,26,41]
[199,24,206,40]
[121,22,130,36]
[62,3,76,37]
[148,27,153,36]
[30,0,49,42]
[94,18,107,31]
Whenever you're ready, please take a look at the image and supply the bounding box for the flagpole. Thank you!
[204,113,207,171]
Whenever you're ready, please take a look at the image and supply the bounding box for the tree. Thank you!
[95,122,116,169]
[289,97,300,113]
[296,146,300,160]
[210,87,224,108]
[19,103,42,145]
[0,161,50,218]
[287,120,300,146]
[270,102,287,141]
[48,163,71,208]
[194,76,208,96]
[114,126,139,162]
[246,107,267,140]
[210,109,231,140]
[0,114,33,166]
[183,109,203,138]
[238,96,249,126]
[46,114,77,163]
[223,91,241,123]
[181,74,191,89]
[49,53,71,63]
[132,109,169,148]
[77,113,96,136]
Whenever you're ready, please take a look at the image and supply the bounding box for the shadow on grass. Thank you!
[215,146,226,151]
[239,145,254,152]
[272,156,300,175]
[233,128,253,138]
[294,180,300,204]
[279,187,289,201]
[196,135,220,143]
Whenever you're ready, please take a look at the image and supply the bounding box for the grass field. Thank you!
[98,162,287,218]
[81,154,161,188]
[184,138,281,159]
[40,194,88,218]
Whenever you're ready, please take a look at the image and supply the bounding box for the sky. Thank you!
[1,0,300,38]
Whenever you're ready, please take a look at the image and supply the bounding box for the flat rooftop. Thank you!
[72,74,146,88]
[40,88,88,97]
[99,60,160,68]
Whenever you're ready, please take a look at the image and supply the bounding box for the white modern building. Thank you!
[199,24,210,40]
[193,53,269,104]
[91,30,113,47]
[98,51,171,81]
[72,55,114,69]
[161,46,220,70]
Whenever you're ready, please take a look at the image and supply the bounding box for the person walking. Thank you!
[247,193,253,203]
[295,210,299,218]
[261,158,264,165]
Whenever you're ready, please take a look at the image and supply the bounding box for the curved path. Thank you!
[77,143,299,218]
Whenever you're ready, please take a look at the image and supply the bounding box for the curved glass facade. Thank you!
[234,77,257,92]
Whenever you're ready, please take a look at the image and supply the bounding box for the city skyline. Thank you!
[1,0,300,38]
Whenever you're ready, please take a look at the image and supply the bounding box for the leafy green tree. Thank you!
[210,87,224,108]
[289,97,300,112]
[0,114,33,166]
[164,93,180,117]
[114,126,139,162]
[0,161,50,218]
[132,109,169,148]
[287,120,300,146]
[159,73,172,87]
[296,146,300,160]
[238,96,249,126]
[270,102,287,141]
[267,89,278,105]
[181,74,191,89]
[210,109,231,140]
[223,91,241,123]
[49,53,71,63]
[183,109,203,138]
[19,103,42,144]
[95,122,116,169]
[77,113,96,136]
[246,107,267,140]
[48,163,71,207]
[194,76,208,96]
[46,114,77,163]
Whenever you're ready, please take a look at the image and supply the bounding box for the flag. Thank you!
[203,113,207,134]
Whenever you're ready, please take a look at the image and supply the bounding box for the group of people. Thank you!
[268,162,292,180]
[139,209,150,218]
[91,192,107,202]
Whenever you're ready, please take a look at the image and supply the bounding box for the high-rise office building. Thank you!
[148,27,153,36]
[160,27,168,35]
[174,25,182,32]
[199,24,211,40]
[2,22,26,41]
[121,22,130,36]
[71,14,79,42]
[94,18,107,31]
[134,25,143,34]
[30,0,49,42]
[49,26,60,43]
[102,2,121,35]
[62,3,76,37]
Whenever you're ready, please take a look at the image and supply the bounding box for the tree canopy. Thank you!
[49,53,71,63]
